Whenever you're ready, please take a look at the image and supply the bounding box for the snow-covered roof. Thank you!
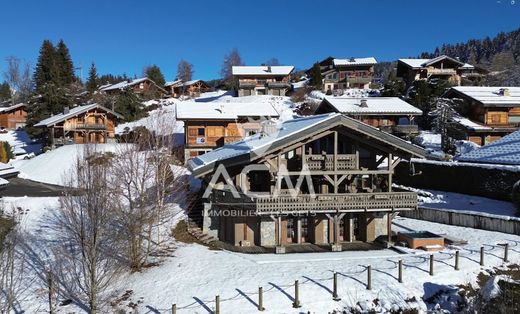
[188,113,425,177]
[446,86,520,107]
[333,57,377,66]
[99,77,149,92]
[176,102,280,120]
[321,97,422,115]
[458,130,520,165]
[399,55,467,69]
[451,116,491,131]
[165,79,182,87]
[232,66,294,76]
[0,102,26,113]
[34,104,124,127]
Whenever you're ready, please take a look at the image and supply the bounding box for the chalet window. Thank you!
[139,83,144,89]
[198,128,205,136]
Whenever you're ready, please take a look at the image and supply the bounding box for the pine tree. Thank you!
[55,39,75,85]
[33,40,58,92]
[86,62,99,93]
[310,62,322,89]
[114,89,143,121]
[0,81,11,102]
[144,65,165,87]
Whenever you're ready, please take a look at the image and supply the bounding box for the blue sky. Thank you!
[0,0,519,81]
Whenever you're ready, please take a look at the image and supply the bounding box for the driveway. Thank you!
[0,177,67,197]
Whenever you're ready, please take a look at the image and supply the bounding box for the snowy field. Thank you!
[4,194,520,313]
[12,143,128,185]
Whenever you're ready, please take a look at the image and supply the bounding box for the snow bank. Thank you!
[12,144,126,185]
[0,130,42,158]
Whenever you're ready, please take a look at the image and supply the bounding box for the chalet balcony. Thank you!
[65,123,107,131]
[267,81,291,88]
[428,68,457,76]
[380,125,419,134]
[304,154,357,171]
[211,189,418,215]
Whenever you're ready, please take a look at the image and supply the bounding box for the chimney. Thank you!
[267,65,272,73]
[63,106,70,114]
[499,88,510,96]
[359,99,368,107]
[261,120,277,137]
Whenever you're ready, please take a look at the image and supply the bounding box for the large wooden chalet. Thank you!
[312,57,377,92]
[443,86,520,145]
[176,101,280,161]
[99,77,168,98]
[232,66,294,97]
[165,79,210,98]
[315,97,422,137]
[35,104,123,146]
[188,113,425,251]
[0,103,27,130]
[397,55,487,87]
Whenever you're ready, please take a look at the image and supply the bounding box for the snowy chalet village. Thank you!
[2,34,520,314]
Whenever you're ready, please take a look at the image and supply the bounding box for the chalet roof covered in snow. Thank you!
[319,97,423,115]
[398,55,466,69]
[444,86,520,107]
[34,104,124,127]
[232,66,294,76]
[99,77,149,91]
[176,102,280,120]
[333,57,378,66]
[0,102,26,113]
[167,79,206,88]
[458,130,520,165]
[188,113,425,177]
[165,79,182,87]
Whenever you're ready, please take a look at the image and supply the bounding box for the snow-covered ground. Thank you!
[417,188,517,217]
[5,192,520,313]
[0,130,41,158]
[12,143,127,185]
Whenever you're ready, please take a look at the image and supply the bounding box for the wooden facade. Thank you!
[443,87,520,145]
[233,66,294,97]
[191,114,425,251]
[309,57,377,92]
[0,103,27,130]
[397,56,487,88]
[181,119,264,161]
[166,80,210,98]
[36,104,123,146]
[100,78,168,98]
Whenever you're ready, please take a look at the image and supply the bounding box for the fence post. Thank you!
[367,265,372,290]
[504,243,509,263]
[429,254,434,276]
[332,272,341,301]
[293,280,301,308]
[480,247,485,266]
[172,304,176,314]
[455,250,459,271]
[215,295,220,314]
[398,259,403,283]
[258,287,264,311]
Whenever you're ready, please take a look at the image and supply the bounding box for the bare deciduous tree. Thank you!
[220,48,243,89]
[52,147,120,313]
[0,206,26,314]
[3,56,33,103]
[176,59,194,82]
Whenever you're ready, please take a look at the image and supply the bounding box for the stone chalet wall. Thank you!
[401,207,520,235]
[395,159,520,201]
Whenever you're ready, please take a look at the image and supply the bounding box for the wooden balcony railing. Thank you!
[65,123,107,130]
[212,189,418,215]
[304,154,357,171]
[428,68,457,75]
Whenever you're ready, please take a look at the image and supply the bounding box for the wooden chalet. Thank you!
[311,57,377,92]
[188,114,425,251]
[232,66,294,97]
[442,86,520,145]
[165,79,210,98]
[35,104,123,146]
[99,77,168,98]
[176,101,280,161]
[397,55,488,87]
[315,97,422,136]
[0,103,27,130]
